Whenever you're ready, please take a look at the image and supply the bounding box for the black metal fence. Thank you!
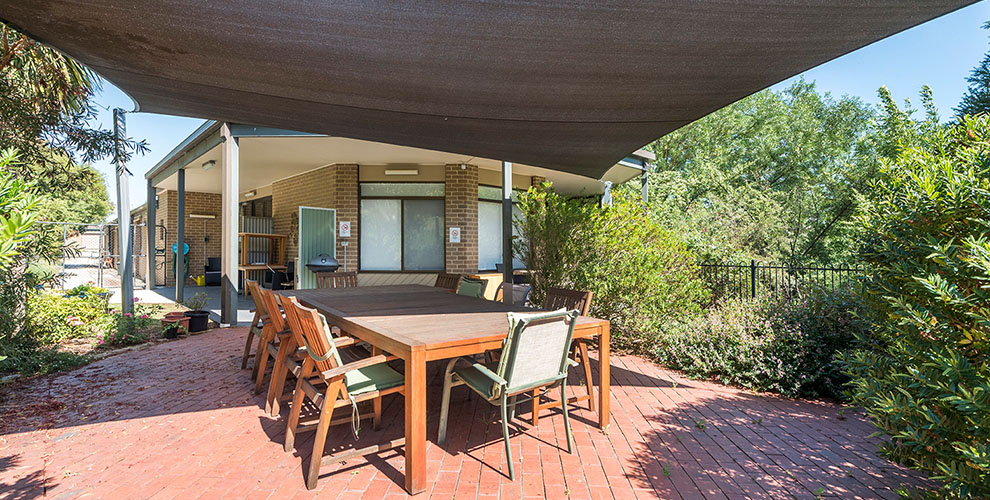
[698,260,863,302]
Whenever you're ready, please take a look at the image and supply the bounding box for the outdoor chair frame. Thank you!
[315,271,358,289]
[241,279,269,370]
[532,288,595,425]
[438,308,579,480]
[283,299,405,490]
[434,272,462,290]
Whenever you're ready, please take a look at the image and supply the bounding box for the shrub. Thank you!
[24,289,109,345]
[515,186,708,352]
[841,115,990,498]
[654,287,863,398]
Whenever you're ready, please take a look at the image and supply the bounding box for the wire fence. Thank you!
[698,260,864,303]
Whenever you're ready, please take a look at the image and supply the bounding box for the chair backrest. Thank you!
[315,271,358,289]
[279,295,309,349]
[256,287,286,334]
[494,283,532,305]
[246,279,267,317]
[434,273,462,290]
[544,287,593,316]
[456,276,487,298]
[496,309,578,396]
[288,299,344,373]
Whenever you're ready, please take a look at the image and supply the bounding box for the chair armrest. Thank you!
[320,354,392,380]
[566,358,580,368]
[333,336,358,348]
[275,329,292,339]
[471,362,507,386]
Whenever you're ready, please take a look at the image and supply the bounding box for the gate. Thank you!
[36,221,167,290]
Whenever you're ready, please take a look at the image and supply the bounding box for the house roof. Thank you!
[0,1,973,177]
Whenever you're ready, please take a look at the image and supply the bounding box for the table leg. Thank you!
[404,350,427,494]
[598,324,610,430]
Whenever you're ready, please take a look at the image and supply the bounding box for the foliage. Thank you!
[23,288,109,345]
[841,115,990,499]
[654,287,864,398]
[98,310,155,347]
[1,150,114,224]
[514,185,708,352]
[956,21,990,118]
[646,81,943,266]
[0,149,40,267]
[182,291,210,312]
[0,22,147,171]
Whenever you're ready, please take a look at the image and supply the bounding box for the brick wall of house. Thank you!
[531,175,547,187]
[445,164,479,274]
[271,164,359,272]
[156,189,222,288]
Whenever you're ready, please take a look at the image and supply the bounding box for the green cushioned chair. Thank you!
[438,308,579,480]
[455,276,488,298]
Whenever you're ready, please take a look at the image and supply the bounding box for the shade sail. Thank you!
[0,1,973,178]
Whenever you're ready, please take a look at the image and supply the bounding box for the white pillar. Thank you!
[176,168,185,303]
[220,123,239,325]
[501,161,513,303]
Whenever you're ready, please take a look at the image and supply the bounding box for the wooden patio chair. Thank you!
[438,309,578,480]
[251,286,291,400]
[455,276,487,298]
[283,299,405,490]
[434,272,462,290]
[531,287,595,425]
[315,271,358,289]
[241,279,269,370]
[494,282,532,306]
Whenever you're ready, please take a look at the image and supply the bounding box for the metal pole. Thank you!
[146,181,156,290]
[176,168,185,303]
[641,167,649,203]
[113,109,134,313]
[501,161,513,304]
[61,224,67,291]
[750,259,756,299]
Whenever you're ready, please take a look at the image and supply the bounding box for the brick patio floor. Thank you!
[0,327,928,500]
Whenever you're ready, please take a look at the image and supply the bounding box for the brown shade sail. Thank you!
[0,1,973,178]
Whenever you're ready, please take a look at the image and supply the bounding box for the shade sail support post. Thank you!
[176,168,185,303]
[501,161,513,304]
[113,109,134,313]
[146,180,156,290]
[220,124,240,326]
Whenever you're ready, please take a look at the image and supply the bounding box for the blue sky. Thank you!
[88,1,990,212]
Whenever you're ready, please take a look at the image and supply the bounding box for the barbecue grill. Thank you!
[305,253,340,273]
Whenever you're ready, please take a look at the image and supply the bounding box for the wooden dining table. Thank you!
[283,284,611,495]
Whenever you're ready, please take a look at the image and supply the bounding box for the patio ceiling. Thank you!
[0,1,974,177]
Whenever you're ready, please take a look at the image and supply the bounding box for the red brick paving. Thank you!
[0,327,928,499]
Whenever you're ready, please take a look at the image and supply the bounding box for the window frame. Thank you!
[477,184,525,272]
[358,182,446,273]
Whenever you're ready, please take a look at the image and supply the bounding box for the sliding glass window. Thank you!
[477,185,524,271]
[360,183,444,271]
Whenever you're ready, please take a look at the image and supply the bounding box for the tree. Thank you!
[0,149,39,266]
[647,80,877,264]
[0,151,114,223]
[842,115,990,499]
[0,22,147,176]
[956,21,990,117]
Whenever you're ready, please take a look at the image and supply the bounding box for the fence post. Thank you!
[750,259,756,299]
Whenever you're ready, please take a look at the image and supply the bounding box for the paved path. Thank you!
[0,328,927,499]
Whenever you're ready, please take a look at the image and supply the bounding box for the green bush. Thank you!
[654,287,864,398]
[24,288,108,345]
[841,115,990,498]
[515,185,708,352]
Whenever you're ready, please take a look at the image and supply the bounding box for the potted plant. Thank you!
[181,292,211,332]
[161,311,190,339]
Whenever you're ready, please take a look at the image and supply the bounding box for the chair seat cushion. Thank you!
[345,363,404,396]
[454,363,499,400]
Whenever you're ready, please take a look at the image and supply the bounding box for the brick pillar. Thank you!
[531,175,547,188]
[445,164,478,274]
[333,164,359,273]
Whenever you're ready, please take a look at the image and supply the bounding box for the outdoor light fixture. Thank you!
[244,190,257,198]
[189,213,215,219]
[384,169,418,176]
[201,160,215,171]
